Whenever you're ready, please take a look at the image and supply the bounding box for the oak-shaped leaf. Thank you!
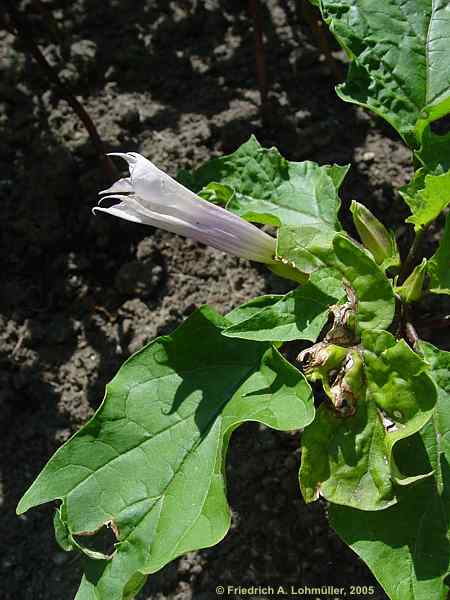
[17,307,314,600]
[276,226,395,331]
[318,0,450,144]
[179,135,348,229]
[223,268,344,342]
[400,169,450,232]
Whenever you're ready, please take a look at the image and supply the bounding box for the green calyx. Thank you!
[350,200,399,268]
[396,258,427,303]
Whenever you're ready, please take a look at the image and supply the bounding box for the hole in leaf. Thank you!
[393,434,433,479]
[430,114,450,136]
[74,521,118,558]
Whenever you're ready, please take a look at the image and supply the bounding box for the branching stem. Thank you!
[404,321,419,348]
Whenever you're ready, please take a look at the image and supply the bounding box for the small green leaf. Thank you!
[181,135,348,229]
[198,182,235,205]
[400,169,450,231]
[428,212,450,295]
[329,342,450,600]
[223,268,344,342]
[17,307,314,600]
[54,505,76,552]
[318,0,450,143]
[277,226,395,331]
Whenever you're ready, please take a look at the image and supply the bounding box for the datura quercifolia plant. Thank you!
[17,2,450,600]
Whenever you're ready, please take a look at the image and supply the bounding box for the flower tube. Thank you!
[94,152,276,263]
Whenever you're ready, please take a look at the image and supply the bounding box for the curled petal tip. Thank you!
[99,177,133,196]
[96,194,131,206]
[107,152,138,164]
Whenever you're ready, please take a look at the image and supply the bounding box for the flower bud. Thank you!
[396,258,427,303]
[350,200,399,267]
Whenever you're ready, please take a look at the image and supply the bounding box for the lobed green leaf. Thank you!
[223,268,344,342]
[300,398,396,511]
[318,0,450,144]
[300,331,437,510]
[277,226,395,331]
[362,331,437,479]
[417,128,450,175]
[400,170,450,231]
[17,307,314,600]
[329,342,450,600]
[179,135,348,229]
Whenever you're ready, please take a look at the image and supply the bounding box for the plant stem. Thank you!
[397,227,426,285]
[5,0,117,182]
[300,0,343,82]
[404,321,419,348]
[248,0,269,121]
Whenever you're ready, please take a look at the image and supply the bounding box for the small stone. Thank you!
[136,237,156,260]
[71,40,97,64]
[295,109,313,126]
[59,65,79,86]
[105,65,117,81]
[363,151,375,162]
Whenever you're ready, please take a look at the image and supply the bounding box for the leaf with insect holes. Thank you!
[178,135,348,229]
[17,307,313,600]
[329,342,450,600]
[362,330,437,481]
[300,396,396,511]
[317,0,450,144]
[223,268,344,342]
[299,330,437,510]
[276,226,395,331]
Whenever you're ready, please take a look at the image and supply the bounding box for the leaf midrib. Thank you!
[64,363,258,502]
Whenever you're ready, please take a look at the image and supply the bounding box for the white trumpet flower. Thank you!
[94,152,276,264]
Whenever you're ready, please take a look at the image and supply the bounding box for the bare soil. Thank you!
[1,2,445,599]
